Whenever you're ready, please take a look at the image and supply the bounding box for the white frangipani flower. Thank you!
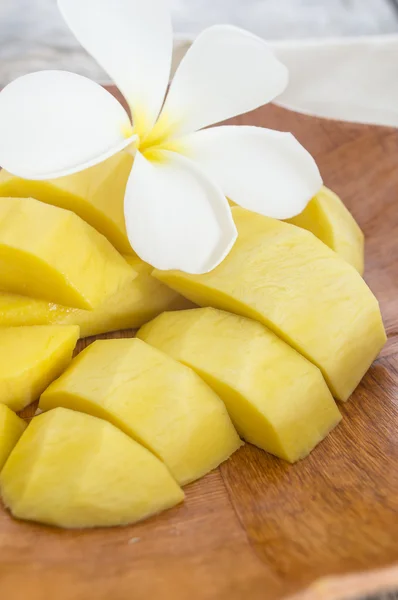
[0,0,322,274]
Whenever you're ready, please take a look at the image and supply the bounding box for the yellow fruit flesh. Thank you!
[0,152,134,254]
[40,338,242,485]
[154,208,386,401]
[0,407,183,528]
[287,186,364,274]
[0,197,134,309]
[0,325,79,411]
[0,256,193,337]
[0,404,26,471]
[138,308,341,462]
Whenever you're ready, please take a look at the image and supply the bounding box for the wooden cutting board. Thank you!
[1,101,397,600]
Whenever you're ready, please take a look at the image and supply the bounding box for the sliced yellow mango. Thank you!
[0,255,193,337]
[0,325,79,411]
[0,152,133,254]
[0,197,134,309]
[287,186,364,274]
[154,208,386,402]
[138,308,341,462]
[0,407,183,528]
[40,338,242,485]
[0,404,26,471]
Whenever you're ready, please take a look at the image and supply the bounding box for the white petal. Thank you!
[151,25,288,140]
[179,126,323,219]
[124,151,237,274]
[58,0,172,138]
[0,71,136,180]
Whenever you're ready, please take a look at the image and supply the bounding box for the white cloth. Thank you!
[173,34,398,128]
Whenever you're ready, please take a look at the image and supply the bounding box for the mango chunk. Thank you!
[0,152,133,254]
[287,186,364,274]
[0,255,193,337]
[138,308,341,462]
[0,197,134,309]
[0,404,26,471]
[154,208,386,401]
[0,325,79,411]
[0,407,183,528]
[40,338,242,485]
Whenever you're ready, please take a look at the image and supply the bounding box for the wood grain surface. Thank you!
[1,101,398,600]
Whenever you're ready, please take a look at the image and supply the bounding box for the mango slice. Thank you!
[0,325,79,411]
[0,197,134,309]
[0,255,192,337]
[154,208,386,401]
[0,404,26,471]
[40,338,242,485]
[0,152,133,254]
[0,407,183,528]
[287,186,364,274]
[138,308,341,462]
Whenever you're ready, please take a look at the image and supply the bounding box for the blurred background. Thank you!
[1,0,398,86]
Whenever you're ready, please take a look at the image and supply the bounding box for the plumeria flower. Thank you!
[0,0,322,274]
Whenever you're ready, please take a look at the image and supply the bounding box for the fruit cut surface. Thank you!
[287,186,364,274]
[0,404,26,471]
[154,207,386,401]
[0,325,79,411]
[0,152,133,254]
[138,308,341,462]
[0,407,183,528]
[40,338,241,485]
[0,197,134,309]
[0,255,193,337]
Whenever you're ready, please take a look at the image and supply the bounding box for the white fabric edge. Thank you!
[170,34,398,129]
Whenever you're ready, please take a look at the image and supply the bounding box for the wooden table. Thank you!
[0,100,397,599]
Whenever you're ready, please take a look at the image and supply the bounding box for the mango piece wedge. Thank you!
[54,256,193,337]
[0,404,26,471]
[154,208,386,401]
[0,152,133,254]
[0,407,183,528]
[40,338,242,485]
[0,255,193,337]
[287,186,364,274]
[138,308,341,462]
[0,197,134,309]
[0,325,79,411]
